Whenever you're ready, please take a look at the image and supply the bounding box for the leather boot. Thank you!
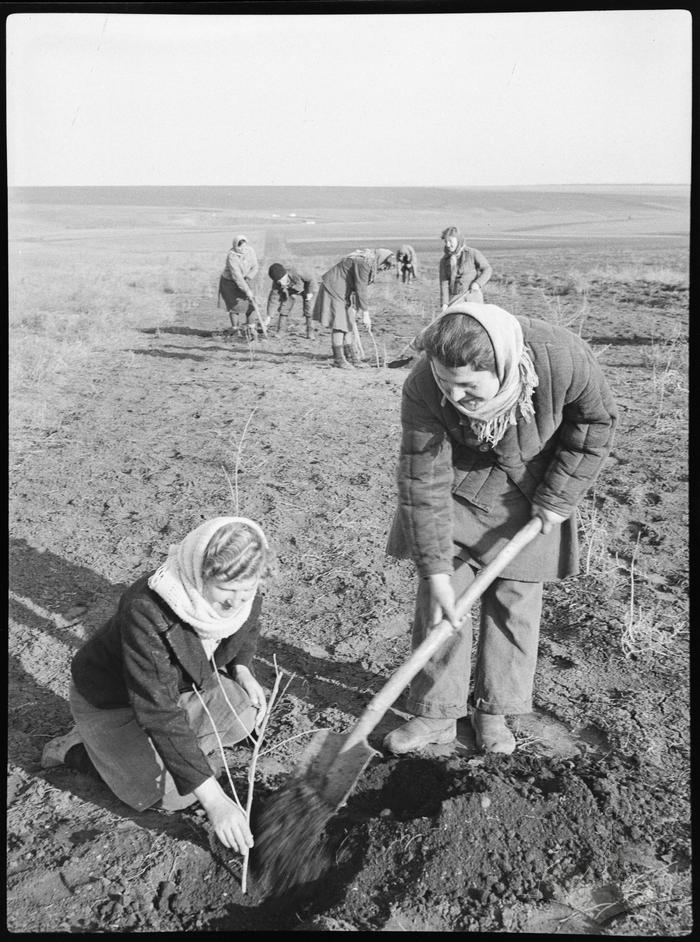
[471,710,516,755]
[332,345,354,369]
[383,717,457,755]
[277,314,288,334]
[343,342,362,367]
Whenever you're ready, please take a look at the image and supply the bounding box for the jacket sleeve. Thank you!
[397,373,456,577]
[533,339,618,517]
[226,251,253,297]
[246,248,259,282]
[473,248,493,287]
[266,287,280,320]
[302,271,318,295]
[120,598,214,795]
[349,257,372,310]
[439,256,449,306]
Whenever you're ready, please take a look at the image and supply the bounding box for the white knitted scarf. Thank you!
[148,516,269,652]
[430,301,538,446]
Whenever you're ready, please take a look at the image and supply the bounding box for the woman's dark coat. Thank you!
[71,575,262,794]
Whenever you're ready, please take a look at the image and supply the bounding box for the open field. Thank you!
[8,187,690,933]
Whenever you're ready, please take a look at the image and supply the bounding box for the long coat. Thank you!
[71,574,263,795]
[387,316,618,580]
[312,250,377,330]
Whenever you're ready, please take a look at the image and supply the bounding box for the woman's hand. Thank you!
[360,309,372,330]
[531,505,568,535]
[194,777,253,853]
[233,664,267,729]
[427,573,458,627]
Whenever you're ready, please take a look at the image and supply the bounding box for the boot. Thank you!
[471,710,516,755]
[305,318,314,340]
[277,314,289,334]
[343,342,363,367]
[383,717,457,755]
[332,344,354,369]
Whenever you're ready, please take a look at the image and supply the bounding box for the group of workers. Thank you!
[217,227,494,369]
[42,220,617,865]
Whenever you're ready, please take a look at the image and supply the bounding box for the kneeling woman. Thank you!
[42,517,271,854]
[385,302,617,756]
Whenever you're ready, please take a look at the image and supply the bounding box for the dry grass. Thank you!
[586,264,688,287]
[9,248,178,446]
[620,538,688,660]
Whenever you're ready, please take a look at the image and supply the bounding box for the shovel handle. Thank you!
[346,517,543,747]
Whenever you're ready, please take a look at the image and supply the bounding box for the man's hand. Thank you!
[531,505,568,535]
[427,573,458,627]
[194,777,253,853]
[233,664,267,729]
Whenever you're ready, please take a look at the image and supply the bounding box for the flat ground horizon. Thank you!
[8,186,690,934]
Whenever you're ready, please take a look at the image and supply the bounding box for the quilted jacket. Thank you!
[396,316,618,577]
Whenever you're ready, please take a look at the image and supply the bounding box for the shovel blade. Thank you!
[296,729,380,811]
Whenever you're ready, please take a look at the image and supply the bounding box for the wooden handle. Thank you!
[346,517,543,746]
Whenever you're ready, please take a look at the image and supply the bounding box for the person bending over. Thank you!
[384,302,617,756]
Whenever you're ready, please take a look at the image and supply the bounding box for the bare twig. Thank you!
[192,685,245,811]
[231,409,257,513]
[367,328,381,368]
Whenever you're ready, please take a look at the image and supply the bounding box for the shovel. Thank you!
[294,516,543,808]
[252,517,543,893]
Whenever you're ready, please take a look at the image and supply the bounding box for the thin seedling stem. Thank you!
[191,684,245,811]
[232,409,257,514]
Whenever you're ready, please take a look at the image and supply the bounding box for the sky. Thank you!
[5,9,692,187]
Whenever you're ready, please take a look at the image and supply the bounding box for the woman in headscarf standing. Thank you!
[384,302,617,756]
[439,226,493,312]
[312,247,394,369]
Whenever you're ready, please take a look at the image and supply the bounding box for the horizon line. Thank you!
[8,182,689,189]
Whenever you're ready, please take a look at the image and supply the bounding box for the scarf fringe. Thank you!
[470,348,538,446]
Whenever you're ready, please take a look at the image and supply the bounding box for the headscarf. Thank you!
[375,248,394,268]
[148,516,269,648]
[442,228,465,256]
[232,234,248,251]
[428,301,538,446]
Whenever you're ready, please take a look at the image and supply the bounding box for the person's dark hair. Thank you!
[416,313,496,371]
[202,522,270,584]
[441,226,460,241]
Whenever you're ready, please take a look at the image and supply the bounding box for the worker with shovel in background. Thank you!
[218,234,266,340]
[311,247,394,368]
[439,226,492,313]
[384,301,617,756]
[266,262,318,338]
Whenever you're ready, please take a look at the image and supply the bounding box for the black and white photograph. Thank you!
[7,6,691,933]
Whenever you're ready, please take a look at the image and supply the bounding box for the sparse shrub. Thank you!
[562,270,590,295]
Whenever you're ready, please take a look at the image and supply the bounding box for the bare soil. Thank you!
[8,226,690,933]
